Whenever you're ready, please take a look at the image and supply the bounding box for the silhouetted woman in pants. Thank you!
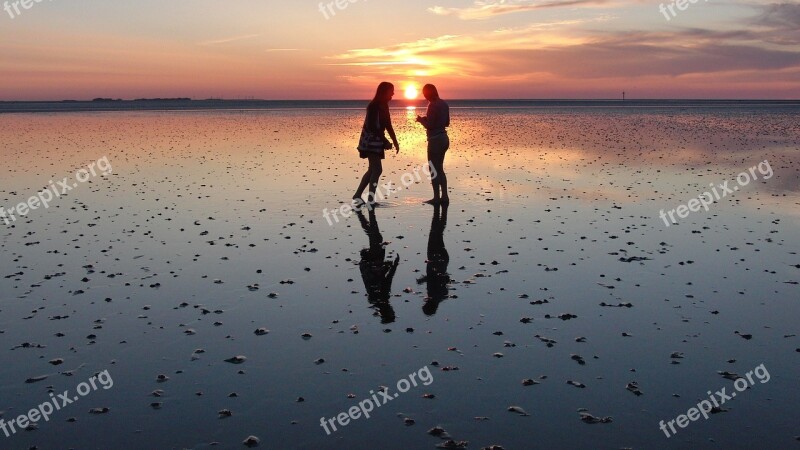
[416,84,450,204]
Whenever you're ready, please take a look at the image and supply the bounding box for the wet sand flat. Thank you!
[0,103,798,449]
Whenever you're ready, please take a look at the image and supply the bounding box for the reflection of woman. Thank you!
[416,84,450,205]
[353,82,400,207]
[417,204,451,315]
[356,209,399,323]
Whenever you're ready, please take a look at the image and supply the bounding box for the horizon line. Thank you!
[2,97,799,103]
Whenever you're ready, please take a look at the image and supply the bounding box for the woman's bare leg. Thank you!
[437,153,448,203]
[425,149,446,204]
[354,169,371,200]
[424,152,440,204]
[366,155,383,204]
[437,137,449,203]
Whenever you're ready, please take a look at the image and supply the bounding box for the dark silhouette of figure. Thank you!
[416,84,450,204]
[356,209,399,323]
[417,204,451,315]
[354,82,400,207]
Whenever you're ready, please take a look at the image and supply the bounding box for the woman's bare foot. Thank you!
[424,198,440,205]
[440,196,450,205]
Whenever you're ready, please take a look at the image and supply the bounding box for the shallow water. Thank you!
[0,105,798,449]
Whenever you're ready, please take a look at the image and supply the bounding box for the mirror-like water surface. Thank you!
[0,104,798,449]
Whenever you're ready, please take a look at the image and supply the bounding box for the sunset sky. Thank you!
[0,0,798,100]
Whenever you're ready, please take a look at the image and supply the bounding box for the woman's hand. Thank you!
[394,142,400,154]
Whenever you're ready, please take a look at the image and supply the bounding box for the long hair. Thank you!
[422,84,440,101]
[371,82,394,104]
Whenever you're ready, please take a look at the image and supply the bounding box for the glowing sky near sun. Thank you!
[0,0,798,100]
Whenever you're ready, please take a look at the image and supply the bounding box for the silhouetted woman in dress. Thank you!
[353,82,400,206]
[356,209,399,323]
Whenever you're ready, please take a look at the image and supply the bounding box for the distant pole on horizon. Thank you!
[622,91,625,102]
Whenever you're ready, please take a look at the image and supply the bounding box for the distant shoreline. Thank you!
[1,99,799,114]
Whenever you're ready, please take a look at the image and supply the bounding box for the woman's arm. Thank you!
[416,103,434,129]
[381,105,399,152]
[425,101,445,131]
[386,123,399,152]
[382,254,400,289]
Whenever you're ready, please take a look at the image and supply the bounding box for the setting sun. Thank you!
[404,85,418,100]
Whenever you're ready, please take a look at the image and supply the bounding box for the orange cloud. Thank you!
[326,8,800,98]
[429,0,617,20]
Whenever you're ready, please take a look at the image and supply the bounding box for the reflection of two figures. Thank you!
[356,205,451,323]
[356,209,399,324]
[417,204,451,315]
